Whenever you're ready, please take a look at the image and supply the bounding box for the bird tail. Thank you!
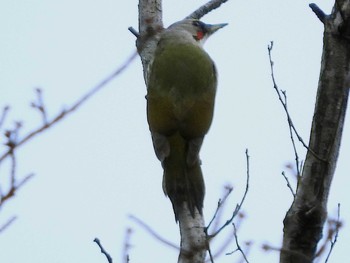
[162,133,205,221]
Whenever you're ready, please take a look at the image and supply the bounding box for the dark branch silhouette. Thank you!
[0,51,137,163]
[209,149,250,238]
[0,51,137,232]
[94,238,113,263]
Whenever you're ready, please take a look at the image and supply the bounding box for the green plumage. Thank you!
[147,42,217,138]
[146,19,225,220]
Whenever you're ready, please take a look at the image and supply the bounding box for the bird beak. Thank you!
[205,23,228,35]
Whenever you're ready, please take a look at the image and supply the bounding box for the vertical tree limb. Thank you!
[136,1,229,262]
[137,2,207,262]
[177,208,207,263]
[137,0,163,85]
[280,2,350,262]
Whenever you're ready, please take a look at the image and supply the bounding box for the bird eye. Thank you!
[192,20,207,33]
[192,20,201,27]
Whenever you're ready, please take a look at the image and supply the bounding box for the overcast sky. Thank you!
[0,1,348,263]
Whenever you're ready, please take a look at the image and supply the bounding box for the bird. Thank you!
[146,19,227,220]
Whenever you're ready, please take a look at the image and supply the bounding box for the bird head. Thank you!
[168,19,228,45]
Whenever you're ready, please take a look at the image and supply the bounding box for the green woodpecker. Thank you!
[146,19,227,220]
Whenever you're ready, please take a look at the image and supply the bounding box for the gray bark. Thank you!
[280,1,350,262]
[137,1,209,262]
[137,0,163,85]
[177,204,207,263]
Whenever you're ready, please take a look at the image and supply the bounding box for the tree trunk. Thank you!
[280,1,350,262]
[137,1,207,262]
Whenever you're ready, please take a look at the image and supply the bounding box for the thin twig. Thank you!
[122,228,132,263]
[0,106,10,130]
[281,171,296,198]
[225,217,251,262]
[207,245,215,263]
[129,215,179,250]
[0,216,17,233]
[94,238,113,263]
[209,228,238,260]
[325,203,341,262]
[208,213,247,261]
[205,186,234,262]
[231,223,249,263]
[281,90,301,179]
[30,88,48,125]
[206,185,233,231]
[186,0,229,20]
[16,173,35,189]
[211,149,250,237]
[267,42,305,148]
[0,173,34,206]
[267,42,325,163]
[0,51,137,163]
[4,121,22,149]
[9,150,16,188]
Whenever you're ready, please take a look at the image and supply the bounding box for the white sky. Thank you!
[0,1,348,263]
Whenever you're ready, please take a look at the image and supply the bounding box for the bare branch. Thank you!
[0,52,135,233]
[281,90,302,179]
[206,186,234,263]
[129,215,179,250]
[9,150,16,188]
[231,223,249,263]
[207,244,215,263]
[0,216,17,233]
[210,149,250,237]
[206,184,233,231]
[4,121,22,149]
[0,51,137,164]
[30,88,48,125]
[209,226,238,260]
[0,173,34,207]
[0,134,35,210]
[324,204,342,262]
[137,0,163,84]
[281,171,296,198]
[186,0,229,20]
[136,2,230,263]
[93,238,113,263]
[128,27,140,38]
[280,1,350,260]
[267,42,325,163]
[122,228,132,263]
[0,105,10,130]
[16,173,35,190]
[309,3,327,24]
